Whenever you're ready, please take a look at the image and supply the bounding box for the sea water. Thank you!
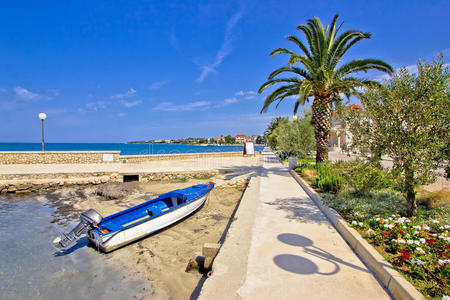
[0,194,149,300]
[0,143,264,155]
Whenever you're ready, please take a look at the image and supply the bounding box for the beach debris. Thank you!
[185,243,221,273]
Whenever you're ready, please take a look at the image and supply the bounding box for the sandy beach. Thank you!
[41,171,253,299]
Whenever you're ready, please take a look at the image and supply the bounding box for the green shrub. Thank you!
[294,162,315,174]
[340,160,402,195]
[297,157,316,163]
[314,162,343,194]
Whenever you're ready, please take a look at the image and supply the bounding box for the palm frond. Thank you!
[258,78,303,93]
[260,85,300,113]
[271,48,295,57]
[286,35,312,59]
[335,59,394,78]
[268,66,312,81]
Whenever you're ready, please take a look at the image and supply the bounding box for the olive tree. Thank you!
[345,57,449,216]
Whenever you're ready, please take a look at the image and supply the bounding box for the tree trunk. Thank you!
[404,167,417,217]
[312,98,332,163]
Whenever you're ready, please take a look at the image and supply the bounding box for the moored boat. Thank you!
[54,183,214,252]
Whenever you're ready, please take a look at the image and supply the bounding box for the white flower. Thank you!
[442,295,450,300]
[397,239,406,244]
[414,240,421,246]
[375,218,380,222]
[359,222,363,227]
[416,247,425,254]
[414,231,420,235]
[391,239,397,243]
[407,240,414,245]
[405,233,410,238]
[432,233,438,237]
[413,225,421,230]
[423,226,430,231]
[419,238,426,244]
[388,217,393,221]
[354,212,359,216]
[438,259,449,266]
[391,214,396,218]
[431,220,439,224]
[387,224,394,229]
[352,221,357,225]
[367,229,374,236]
[416,259,425,265]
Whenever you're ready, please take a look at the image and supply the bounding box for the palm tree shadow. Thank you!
[275,233,370,274]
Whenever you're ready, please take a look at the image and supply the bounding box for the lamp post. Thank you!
[292,115,298,122]
[38,113,47,152]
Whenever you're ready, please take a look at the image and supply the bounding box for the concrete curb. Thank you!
[289,170,425,300]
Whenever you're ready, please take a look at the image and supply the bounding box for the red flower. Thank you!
[381,232,388,235]
[397,249,410,260]
[398,230,404,234]
[425,238,436,244]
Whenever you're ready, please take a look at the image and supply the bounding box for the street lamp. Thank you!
[292,115,298,122]
[38,112,47,152]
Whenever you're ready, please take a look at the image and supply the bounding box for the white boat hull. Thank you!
[88,193,209,252]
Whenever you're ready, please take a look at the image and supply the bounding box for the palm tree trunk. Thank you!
[312,98,332,163]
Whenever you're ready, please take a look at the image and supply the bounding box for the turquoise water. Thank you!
[0,194,149,299]
[0,143,264,155]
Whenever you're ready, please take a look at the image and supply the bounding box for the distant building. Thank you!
[235,134,247,143]
[329,104,361,151]
[213,136,225,143]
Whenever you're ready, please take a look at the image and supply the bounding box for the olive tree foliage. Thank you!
[344,57,450,216]
[265,110,316,158]
[264,117,289,149]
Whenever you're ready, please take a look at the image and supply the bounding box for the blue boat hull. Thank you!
[88,183,214,252]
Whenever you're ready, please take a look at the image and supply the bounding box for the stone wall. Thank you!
[120,151,260,163]
[0,151,120,164]
[0,170,218,194]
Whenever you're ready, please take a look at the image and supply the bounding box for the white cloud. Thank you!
[235,90,256,96]
[196,10,244,83]
[110,88,136,99]
[79,101,109,113]
[14,86,39,101]
[120,100,142,108]
[118,113,127,117]
[375,62,450,82]
[153,101,210,111]
[224,97,238,104]
[149,80,169,90]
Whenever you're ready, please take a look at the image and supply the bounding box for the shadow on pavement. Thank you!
[274,233,370,275]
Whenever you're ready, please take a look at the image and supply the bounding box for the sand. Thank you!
[45,172,252,299]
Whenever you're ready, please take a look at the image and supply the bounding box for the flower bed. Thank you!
[294,159,450,299]
[347,212,449,299]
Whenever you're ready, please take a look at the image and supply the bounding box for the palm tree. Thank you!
[259,14,393,162]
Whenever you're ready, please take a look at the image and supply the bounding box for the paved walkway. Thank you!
[199,152,391,300]
[0,156,261,175]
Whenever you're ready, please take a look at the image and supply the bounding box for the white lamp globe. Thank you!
[292,115,298,122]
[38,113,47,120]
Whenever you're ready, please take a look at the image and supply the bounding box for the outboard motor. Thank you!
[53,209,103,250]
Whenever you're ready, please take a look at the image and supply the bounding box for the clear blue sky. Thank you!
[1,0,448,142]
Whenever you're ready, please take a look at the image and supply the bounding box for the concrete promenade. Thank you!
[199,151,391,299]
[0,156,261,176]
